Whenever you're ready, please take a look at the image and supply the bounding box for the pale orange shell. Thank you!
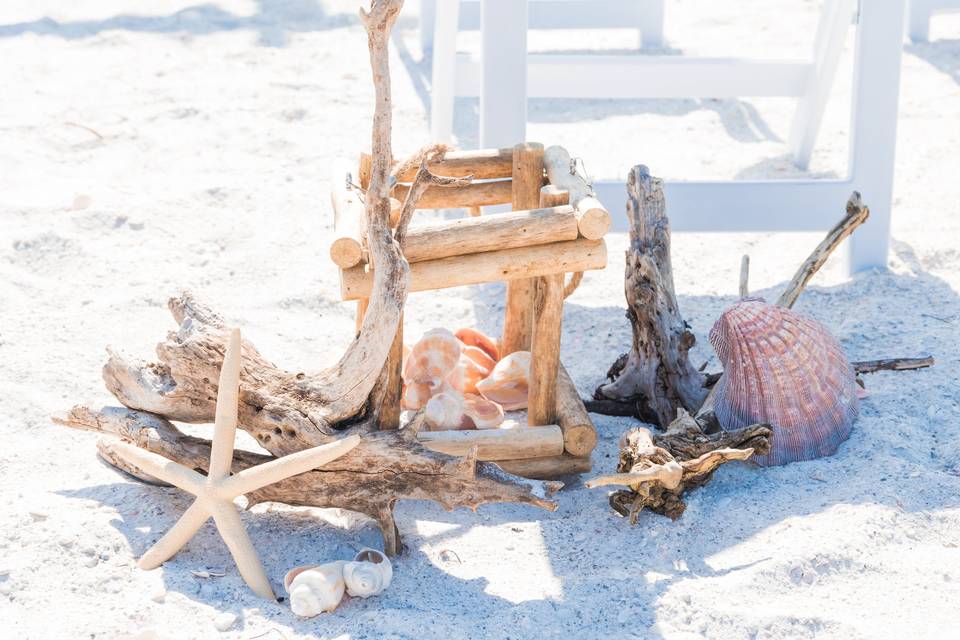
[463,393,504,429]
[424,391,473,431]
[401,382,432,410]
[455,327,500,362]
[710,298,858,466]
[476,351,531,410]
[446,346,496,394]
[402,329,461,389]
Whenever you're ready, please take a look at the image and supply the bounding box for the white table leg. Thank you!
[480,0,528,148]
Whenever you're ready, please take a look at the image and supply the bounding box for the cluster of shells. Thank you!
[284,548,393,617]
[401,328,530,430]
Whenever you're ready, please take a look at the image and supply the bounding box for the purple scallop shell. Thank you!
[709,298,858,466]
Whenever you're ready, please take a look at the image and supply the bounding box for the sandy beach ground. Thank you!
[1,1,959,638]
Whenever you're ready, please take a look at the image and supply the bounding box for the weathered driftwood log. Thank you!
[586,410,771,521]
[496,453,592,480]
[556,364,598,457]
[339,238,607,301]
[401,205,579,263]
[330,160,367,269]
[55,0,562,557]
[369,147,514,182]
[392,179,512,209]
[591,166,708,427]
[417,425,564,460]
[56,406,559,556]
[543,145,611,240]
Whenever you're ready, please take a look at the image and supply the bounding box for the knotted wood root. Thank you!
[586,410,771,521]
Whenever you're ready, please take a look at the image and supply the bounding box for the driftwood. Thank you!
[54,0,562,557]
[591,166,708,426]
[586,411,771,521]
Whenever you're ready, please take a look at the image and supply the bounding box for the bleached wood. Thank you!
[739,254,750,298]
[556,363,597,457]
[543,145,610,240]
[418,425,564,460]
[330,161,366,269]
[401,205,578,263]
[528,273,563,425]
[494,453,591,479]
[389,147,513,181]
[340,238,607,301]
[392,179,511,208]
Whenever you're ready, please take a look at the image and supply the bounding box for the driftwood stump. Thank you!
[590,166,707,426]
[53,0,561,557]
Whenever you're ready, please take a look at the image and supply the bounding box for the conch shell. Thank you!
[284,561,347,617]
[447,345,497,394]
[455,327,500,362]
[343,548,393,598]
[709,298,859,466]
[424,389,504,430]
[476,351,531,410]
[402,329,460,390]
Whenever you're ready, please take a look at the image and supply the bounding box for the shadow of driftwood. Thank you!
[907,39,960,85]
[0,0,354,47]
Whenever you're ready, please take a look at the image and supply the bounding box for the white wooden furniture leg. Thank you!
[640,0,665,48]
[788,0,857,169]
[480,0,528,148]
[847,0,906,272]
[430,0,460,142]
[421,0,437,51]
[909,0,934,41]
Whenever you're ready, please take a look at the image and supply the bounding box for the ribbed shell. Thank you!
[709,298,858,466]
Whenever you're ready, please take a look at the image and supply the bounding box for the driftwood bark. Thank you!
[586,410,771,521]
[591,166,708,426]
[56,406,558,556]
[54,1,562,557]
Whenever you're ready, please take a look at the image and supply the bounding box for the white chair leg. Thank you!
[639,0,665,48]
[847,0,906,272]
[420,0,437,52]
[430,0,460,143]
[908,0,933,42]
[788,0,857,169]
[479,0,528,148]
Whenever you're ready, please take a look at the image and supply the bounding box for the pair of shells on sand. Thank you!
[710,298,860,466]
[284,548,393,617]
[401,328,530,431]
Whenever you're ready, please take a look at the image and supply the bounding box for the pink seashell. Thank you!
[447,346,496,394]
[709,298,859,467]
[455,328,500,362]
[401,382,432,410]
[462,393,504,429]
[402,329,461,390]
[476,351,531,411]
[424,392,473,431]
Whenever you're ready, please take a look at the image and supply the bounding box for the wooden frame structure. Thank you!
[329,143,608,479]
[429,0,907,274]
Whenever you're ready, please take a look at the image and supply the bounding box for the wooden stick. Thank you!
[416,425,564,461]
[359,152,372,190]
[502,142,545,355]
[543,145,611,240]
[494,453,592,479]
[528,273,564,426]
[330,161,366,269]
[380,313,403,430]
[392,179,511,209]
[355,298,368,336]
[539,185,584,298]
[401,205,579,263]
[739,254,750,298]
[852,356,934,374]
[387,147,514,181]
[556,363,598,457]
[340,238,607,301]
[777,192,869,308]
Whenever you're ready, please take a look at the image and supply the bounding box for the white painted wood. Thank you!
[456,54,813,98]
[846,0,906,271]
[426,0,665,35]
[908,0,960,42]
[480,0,527,149]
[788,0,858,169]
[421,0,437,51]
[640,0,666,48]
[430,0,459,142]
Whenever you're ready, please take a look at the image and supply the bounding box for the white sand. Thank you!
[2,1,959,638]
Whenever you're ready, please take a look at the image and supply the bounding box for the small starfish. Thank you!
[108,328,361,599]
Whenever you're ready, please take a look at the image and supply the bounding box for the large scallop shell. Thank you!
[455,327,500,362]
[447,345,497,394]
[476,351,531,410]
[709,298,858,466]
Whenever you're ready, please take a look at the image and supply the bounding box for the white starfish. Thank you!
[108,328,361,600]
